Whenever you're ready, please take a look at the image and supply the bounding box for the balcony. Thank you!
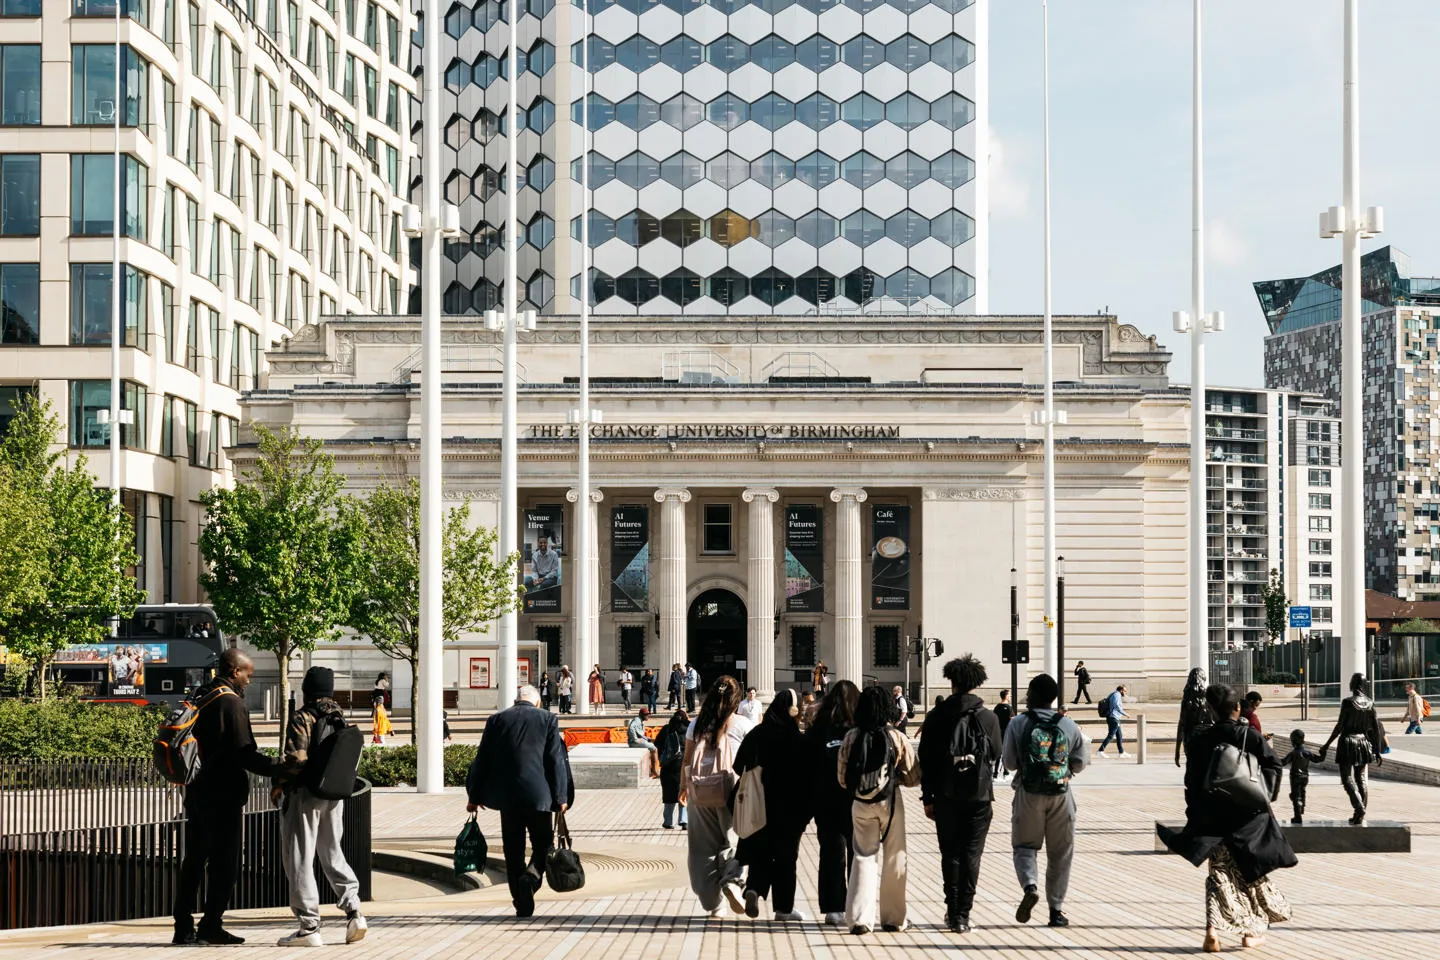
[1226,525,1267,536]
[1207,547,1225,558]
[1228,618,1266,629]
[1207,427,1267,441]
[1226,501,1266,513]
[1228,572,1268,583]
[1226,477,1267,490]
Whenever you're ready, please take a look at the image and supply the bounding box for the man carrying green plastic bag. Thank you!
[455,814,488,876]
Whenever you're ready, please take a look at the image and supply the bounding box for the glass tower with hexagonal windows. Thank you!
[419,0,986,314]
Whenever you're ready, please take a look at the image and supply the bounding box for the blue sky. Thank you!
[986,1,1440,387]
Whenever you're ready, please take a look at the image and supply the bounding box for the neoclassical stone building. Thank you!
[241,312,1190,706]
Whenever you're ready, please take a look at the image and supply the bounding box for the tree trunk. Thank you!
[276,647,291,751]
[409,655,419,746]
[37,657,48,700]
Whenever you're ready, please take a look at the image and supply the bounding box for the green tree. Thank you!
[0,396,144,697]
[347,480,519,742]
[1261,567,1288,644]
[1393,617,1440,635]
[199,425,362,736]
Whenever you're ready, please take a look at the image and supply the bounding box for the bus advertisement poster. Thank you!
[54,643,168,695]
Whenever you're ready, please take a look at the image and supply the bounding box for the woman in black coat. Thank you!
[1175,667,1210,768]
[1317,672,1385,824]
[1159,683,1295,953]
[803,679,859,926]
[656,709,690,829]
[734,689,813,921]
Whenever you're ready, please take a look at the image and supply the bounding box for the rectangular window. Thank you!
[162,0,176,48]
[1309,516,1332,533]
[702,503,732,553]
[0,385,36,436]
[1306,421,1332,443]
[0,0,42,15]
[0,262,38,343]
[1308,493,1331,511]
[618,625,645,668]
[1309,538,1332,556]
[160,394,175,456]
[287,0,299,57]
[69,379,147,449]
[188,3,200,73]
[185,298,199,371]
[1309,469,1331,487]
[186,194,199,273]
[72,44,148,131]
[1310,584,1332,601]
[1306,444,1333,466]
[386,12,399,65]
[160,281,174,363]
[343,53,356,105]
[789,625,816,667]
[0,154,39,235]
[1312,606,1333,623]
[385,82,399,130]
[363,0,376,49]
[0,44,41,125]
[69,263,149,349]
[161,184,175,259]
[536,625,561,670]
[183,397,197,463]
[873,624,900,668]
[121,488,147,591]
[73,0,146,18]
[209,303,221,381]
[159,493,174,602]
[70,154,147,239]
[1309,561,1332,578]
[363,64,377,118]
[163,78,176,155]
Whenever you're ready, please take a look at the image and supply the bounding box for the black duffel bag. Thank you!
[545,811,585,893]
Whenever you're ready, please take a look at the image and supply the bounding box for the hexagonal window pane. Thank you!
[885,267,928,301]
[757,211,796,247]
[570,211,615,246]
[525,98,554,133]
[444,171,468,205]
[885,210,929,247]
[476,167,500,200]
[885,92,928,131]
[661,210,703,247]
[661,94,704,130]
[705,152,749,189]
[474,109,500,142]
[526,40,554,76]
[750,93,795,132]
[796,93,839,130]
[615,212,661,246]
[795,151,839,188]
[930,35,976,73]
[750,151,795,188]
[616,94,660,130]
[885,151,927,189]
[662,269,703,306]
[796,268,838,304]
[573,37,615,70]
[707,267,748,306]
[575,153,616,187]
[443,281,469,313]
[444,3,470,39]
[706,35,749,73]
[573,94,616,131]
[661,36,703,73]
[473,279,501,311]
[526,214,554,248]
[842,93,883,130]
[841,152,883,189]
[444,59,470,91]
[754,0,792,13]
[444,237,469,263]
[930,210,976,246]
[930,91,975,129]
[795,0,840,11]
[706,93,748,130]
[659,0,702,15]
[616,269,660,306]
[752,268,795,306]
[796,36,839,71]
[660,152,704,188]
[475,225,502,257]
[934,0,976,11]
[842,210,883,245]
[752,35,795,72]
[930,151,976,188]
[843,267,880,304]
[885,35,927,72]
[707,210,758,247]
[444,115,469,149]
[525,271,554,308]
[841,35,884,72]
[617,35,661,71]
[930,266,976,306]
[589,269,616,304]
[526,156,554,190]
[796,210,838,246]
[616,151,661,188]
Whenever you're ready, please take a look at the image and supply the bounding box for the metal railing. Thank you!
[0,759,371,930]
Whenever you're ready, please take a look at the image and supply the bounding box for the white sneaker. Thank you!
[824,912,846,927]
[1118,751,1129,758]
[277,928,323,948]
[722,881,747,915]
[774,910,810,923]
[345,913,367,944]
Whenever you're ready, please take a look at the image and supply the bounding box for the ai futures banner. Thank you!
[870,504,911,610]
[610,505,649,613]
[523,505,564,613]
[785,504,824,612]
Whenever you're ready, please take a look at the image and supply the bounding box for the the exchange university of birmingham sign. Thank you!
[530,423,903,440]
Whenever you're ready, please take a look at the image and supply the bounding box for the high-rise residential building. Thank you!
[1204,387,1340,651]
[420,0,987,316]
[1260,246,1440,600]
[0,0,414,602]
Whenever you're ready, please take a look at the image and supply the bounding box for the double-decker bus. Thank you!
[49,605,228,706]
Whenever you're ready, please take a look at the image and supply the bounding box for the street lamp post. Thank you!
[1009,567,1019,709]
[571,0,596,716]
[1056,556,1066,704]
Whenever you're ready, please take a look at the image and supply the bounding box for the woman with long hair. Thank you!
[657,708,691,829]
[1175,667,1211,768]
[807,679,860,925]
[1160,684,1294,952]
[681,675,755,915]
[1318,672,1385,824]
[734,689,812,921]
[588,664,606,715]
[557,666,574,714]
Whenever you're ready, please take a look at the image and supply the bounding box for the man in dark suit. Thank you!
[466,684,574,917]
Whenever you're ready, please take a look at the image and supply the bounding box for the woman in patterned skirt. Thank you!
[1159,683,1296,952]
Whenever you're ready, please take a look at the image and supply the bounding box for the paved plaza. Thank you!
[3,755,1438,958]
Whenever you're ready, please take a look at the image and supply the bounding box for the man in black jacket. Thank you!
[918,655,1004,935]
[466,684,575,917]
[173,648,279,946]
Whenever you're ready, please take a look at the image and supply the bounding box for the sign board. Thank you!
[1289,606,1312,629]
[1001,640,1030,665]
[469,657,491,689]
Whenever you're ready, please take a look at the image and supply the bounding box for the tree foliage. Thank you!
[0,396,144,697]
[347,480,519,741]
[1393,617,1440,635]
[199,425,362,735]
[1261,567,1288,644]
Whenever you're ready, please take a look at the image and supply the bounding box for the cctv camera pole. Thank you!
[1187,0,1210,678]
[1056,556,1066,704]
[416,0,444,793]
[1038,0,1061,679]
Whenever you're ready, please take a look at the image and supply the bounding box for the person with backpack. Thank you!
[657,709,690,829]
[1002,673,1088,929]
[918,656,1003,934]
[993,689,1015,780]
[465,684,574,918]
[838,685,921,936]
[806,680,859,926]
[892,686,914,736]
[272,667,366,947]
[681,675,756,915]
[1404,681,1425,734]
[1071,662,1092,704]
[170,649,281,946]
[733,689,813,921]
[1095,684,1129,757]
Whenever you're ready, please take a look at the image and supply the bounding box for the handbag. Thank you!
[1203,724,1271,811]
[545,811,586,892]
[733,765,767,839]
[688,720,739,809]
[454,814,488,876]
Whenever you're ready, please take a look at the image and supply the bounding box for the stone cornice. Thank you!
[923,487,1028,501]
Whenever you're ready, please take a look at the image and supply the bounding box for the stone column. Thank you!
[830,487,868,685]
[566,488,603,709]
[743,488,780,698]
[654,488,691,676]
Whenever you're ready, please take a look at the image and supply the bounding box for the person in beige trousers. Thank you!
[837,686,921,935]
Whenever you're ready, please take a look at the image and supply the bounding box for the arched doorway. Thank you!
[688,589,747,686]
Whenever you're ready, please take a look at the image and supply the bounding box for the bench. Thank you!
[568,743,652,789]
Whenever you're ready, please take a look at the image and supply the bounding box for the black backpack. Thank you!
[948,707,991,783]
[303,708,365,800]
[846,728,897,804]
[153,684,236,785]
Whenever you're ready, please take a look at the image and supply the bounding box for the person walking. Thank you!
[1095,684,1129,757]
[813,661,830,696]
[1002,673,1088,929]
[806,680,859,926]
[557,666,574,714]
[1159,684,1294,952]
[838,685,921,936]
[918,657,1003,934]
[1176,668,1209,767]
[1317,673,1386,825]
[172,650,280,946]
[538,671,553,711]
[668,663,685,710]
[993,688,1014,780]
[1404,681,1425,734]
[273,667,366,947]
[1071,662,1092,705]
[682,675,756,916]
[736,686,762,722]
[465,685,574,918]
[684,663,702,713]
[373,672,391,710]
[641,669,659,714]
[619,668,635,711]
[734,689,813,921]
[588,664,606,715]
[892,686,913,736]
[371,690,393,745]
[1242,691,1265,737]
[657,709,690,829]
[628,707,660,778]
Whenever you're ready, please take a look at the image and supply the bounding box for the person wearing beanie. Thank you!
[628,706,660,778]
[273,666,367,947]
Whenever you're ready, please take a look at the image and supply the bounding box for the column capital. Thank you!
[741,487,780,504]
[566,488,605,503]
[829,487,868,504]
[654,487,692,504]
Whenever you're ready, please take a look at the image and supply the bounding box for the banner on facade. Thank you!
[785,504,824,612]
[523,505,564,613]
[610,504,650,612]
[870,504,911,610]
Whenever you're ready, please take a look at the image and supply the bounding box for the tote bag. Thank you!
[688,720,738,809]
[1203,725,1271,811]
[545,811,586,892]
[733,765,767,839]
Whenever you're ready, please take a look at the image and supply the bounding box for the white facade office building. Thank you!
[0,0,414,600]
[420,0,987,316]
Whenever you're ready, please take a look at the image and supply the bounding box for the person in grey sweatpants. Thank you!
[1001,673,1088,930]
[273,667,366,948]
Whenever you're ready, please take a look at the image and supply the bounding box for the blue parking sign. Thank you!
[1289,606,1312,629]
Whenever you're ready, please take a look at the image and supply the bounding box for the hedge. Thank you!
[0,698,164,759]
[358,744,477,787]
